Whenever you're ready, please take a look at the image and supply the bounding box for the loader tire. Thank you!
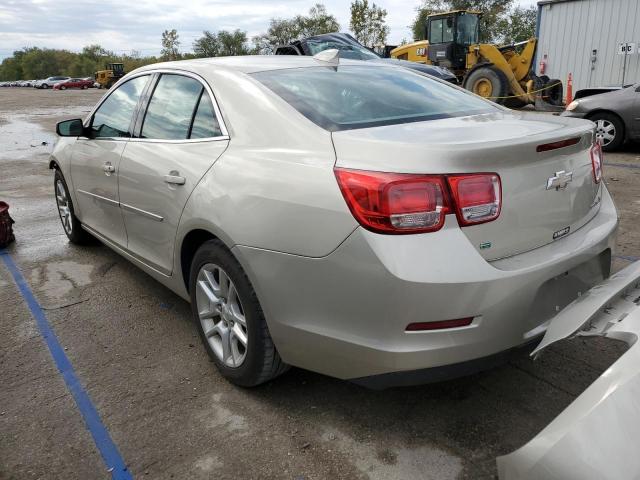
[463,66,509,105]
[544,78,563,106]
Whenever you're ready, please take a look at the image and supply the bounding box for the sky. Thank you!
[0,0,538,61]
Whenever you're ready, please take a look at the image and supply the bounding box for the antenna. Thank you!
[313,49,340,66]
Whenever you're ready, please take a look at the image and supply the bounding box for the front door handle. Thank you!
[164,173,186,185]
[103,162,115,176]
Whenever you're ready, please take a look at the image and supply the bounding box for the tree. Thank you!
[161,29,181,60]
[411,0,514,43]
[217,30,250,56]
[253,3,340,54]
[193,31,220,57]
[302,3,341,37]
[0,45,158,81]
[350,0,390,47]
[193,30,250,57]
[81,44,109,62]
[498,5,537,44]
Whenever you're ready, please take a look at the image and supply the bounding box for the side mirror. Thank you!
[56,118,84,137]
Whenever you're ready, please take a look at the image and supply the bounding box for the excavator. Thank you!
[390,10,563,108]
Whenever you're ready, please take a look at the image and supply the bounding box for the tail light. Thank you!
[334,168,501,234]
[333,169,451,234]
[590,141,603,184]
[447,174,501,226]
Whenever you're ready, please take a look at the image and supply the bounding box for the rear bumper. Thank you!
[498,260,640,479]
[233,186,618,382]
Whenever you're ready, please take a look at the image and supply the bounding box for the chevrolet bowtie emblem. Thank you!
[546,170,573,190]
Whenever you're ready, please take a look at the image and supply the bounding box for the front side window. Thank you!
[91,75,149,138]
[141,74,203,140]
[429,19,454,44]
[253,65,496,131]
[456,14,479,45]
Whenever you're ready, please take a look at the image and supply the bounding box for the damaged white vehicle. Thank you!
[498,260,640,479]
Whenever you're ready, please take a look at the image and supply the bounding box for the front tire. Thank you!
[189,240,288,387]
[463,66,510,105]
[54,169,92,244]
[590,112,624,151]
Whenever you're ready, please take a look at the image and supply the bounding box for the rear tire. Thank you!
[54,169,93,244]
[463,66,510,105]
[589,112,624,151]
[189,239,289,387]
[60,85,66,90]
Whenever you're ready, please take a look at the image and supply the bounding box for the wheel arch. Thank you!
[179,228,246,294]
[49,159,60,170]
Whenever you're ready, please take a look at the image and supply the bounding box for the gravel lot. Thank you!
[1,87,639,480]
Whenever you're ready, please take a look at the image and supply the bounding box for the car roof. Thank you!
[134,55,379,75]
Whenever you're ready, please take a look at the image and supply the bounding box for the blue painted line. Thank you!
[615,254,640,263]
[0,249,132,480]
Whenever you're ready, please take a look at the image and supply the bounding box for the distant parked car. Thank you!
[275,32,458,83]
[562,83,640,151]
[54,78,94,90]
[35,76,70,89]
[81,77,100,88]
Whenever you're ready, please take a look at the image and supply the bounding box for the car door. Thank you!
[70,74,150,246]
[117,72,229,274]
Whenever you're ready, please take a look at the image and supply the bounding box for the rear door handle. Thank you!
[164,174,186,185]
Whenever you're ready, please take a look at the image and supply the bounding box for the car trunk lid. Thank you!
[331,111,600,260]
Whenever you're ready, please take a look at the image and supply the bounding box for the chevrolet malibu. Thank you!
[50,55,617,388]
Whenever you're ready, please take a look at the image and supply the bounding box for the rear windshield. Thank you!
[252,65,496,131]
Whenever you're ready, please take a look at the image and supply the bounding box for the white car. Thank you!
[49,54,640,477]
[50,55,617,387]
[35,76,70,89]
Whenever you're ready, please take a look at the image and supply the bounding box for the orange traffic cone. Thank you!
[565,73,573,105]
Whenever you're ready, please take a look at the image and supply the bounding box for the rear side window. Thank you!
[141,74,202,140]
[91,75,149,138]
[190,93,222,138]
[252,65,496,131]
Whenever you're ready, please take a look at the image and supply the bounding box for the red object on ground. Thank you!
[566,72,573,105]
[0,201,15,248]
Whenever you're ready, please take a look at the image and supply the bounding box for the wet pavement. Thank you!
[1,87,639,479]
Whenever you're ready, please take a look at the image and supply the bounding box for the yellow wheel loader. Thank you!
[94,63,125,89]
[390,10,563,108]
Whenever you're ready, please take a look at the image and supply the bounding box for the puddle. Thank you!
[0,107,91,161]
[29,260,94,300]
[0,118,57,161]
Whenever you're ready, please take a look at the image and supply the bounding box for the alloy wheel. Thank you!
[55,179,72,234]
[595,119,615,147]
[195,263,248,367]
